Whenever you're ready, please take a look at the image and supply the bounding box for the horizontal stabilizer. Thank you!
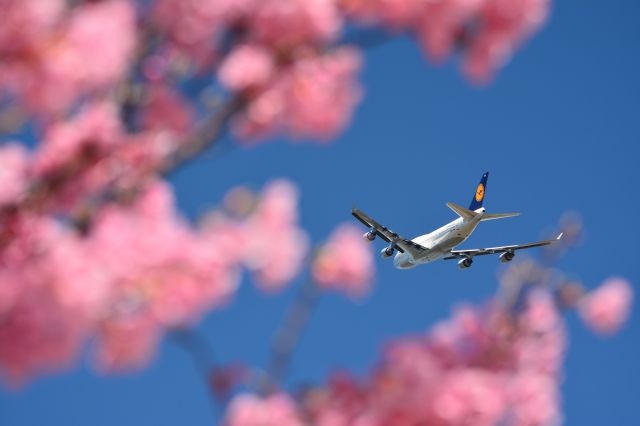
[480,212,521,221]
[446,202,477,220]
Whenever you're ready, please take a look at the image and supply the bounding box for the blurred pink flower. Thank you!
[463,0,549,83]
[374,0,424,28]
[0,143,30,206]
[34,102,123,175]
[284,47,363,140]
[301,291,565,425]
[8,0,136,115]
[433,369,507,425]
[312,223,375,298]
[0,0,64,53]
[243,180,309,292]
[219,44,276,92]
[225,393,303,426]
[578,277,633,335]
[32,101,124,211]
[235,47,362,142]
[509,372,559,426]
[153,0,224,48]
[0,216,96,385]
[249,0,343,48]
[416,0,484,62]
[140,84,195,137]
[94,314,162,372]
[62,0,136,88]
[89,181,239,370]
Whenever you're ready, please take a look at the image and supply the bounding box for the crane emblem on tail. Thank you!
[475,184,485,202]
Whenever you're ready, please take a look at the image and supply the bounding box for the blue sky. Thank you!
[2,1,639,425]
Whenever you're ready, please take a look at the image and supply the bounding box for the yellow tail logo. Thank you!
[475,183,485,202]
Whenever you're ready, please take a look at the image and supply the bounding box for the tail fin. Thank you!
[446,202,476,220]
[469,172,489,210]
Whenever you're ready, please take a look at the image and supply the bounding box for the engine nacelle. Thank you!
[380,246,395,259]
[458,257,473,269]
[363,231,376,242]
[499,251,515,263]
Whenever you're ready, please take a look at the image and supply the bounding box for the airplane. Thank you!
[352,172,562,270]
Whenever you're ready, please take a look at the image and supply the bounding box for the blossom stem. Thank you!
[263,279,321,393]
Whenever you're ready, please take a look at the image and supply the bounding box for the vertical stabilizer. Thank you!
[469,172,489,210]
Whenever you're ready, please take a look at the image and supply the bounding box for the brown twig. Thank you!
[261,279,321,394]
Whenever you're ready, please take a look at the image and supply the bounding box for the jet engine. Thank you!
[458,257,473,269]
[363,231,376,242]
[380,246,395,259]
[499,251,515,263]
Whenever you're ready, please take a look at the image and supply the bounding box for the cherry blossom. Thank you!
[242,180,309,292]
[0,143,30,206]
[578,278,633,335]
[225,393,303,426]
[2,0,136,116]
[219,44,276,92]
[0,6,630,426]
[140,84,195,137]
[294,291,565,426]
[248,0,343,48]
[312,224,375,298]
[234,47,362,141]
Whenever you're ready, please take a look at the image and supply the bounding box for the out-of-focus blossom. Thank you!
[300,291,564,425]
[463,0,549,83]
[312,224,374,298]
[140,84,195,137]
[89,181,239,370]
[417,0,484,62]
[224,393,303,426]
[219,44,276,92]
[284,48,363,140]
[61,0,136,89]
[0,0,64,53]
[31,102,124,211]
[249,0,343,48]
[34,102,122,175]
[235,48,362,142]
[243,180,309,292]
[578,278,633,335]
[509,372,559,426]
[342,0,550,83]
[0,216,97,385]
[3,0,136,115]
[433,369,507,425]
[0,143,30,206]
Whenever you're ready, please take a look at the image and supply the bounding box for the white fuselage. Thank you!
[393,208,485,269]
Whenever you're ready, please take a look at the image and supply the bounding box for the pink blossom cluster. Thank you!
[202,180,310,293]
[222,290,565,425]
[0,0,136,116]
[155,0,361,141]
[220,45,362,141]
[222,273,633,426]
[225,393,303,426]
[578,277,633,335]
[299,291,565,425]
[0,0,551,147]
[343,0,550,82]
[0,179,308,384]
[312,223,375,298]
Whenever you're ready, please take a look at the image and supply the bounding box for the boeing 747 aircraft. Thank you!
[352,172,562,269]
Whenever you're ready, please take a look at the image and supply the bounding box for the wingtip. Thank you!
[556,232,564,240]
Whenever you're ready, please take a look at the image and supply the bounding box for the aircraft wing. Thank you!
[352,207,429,257]
[443,233,563,260]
